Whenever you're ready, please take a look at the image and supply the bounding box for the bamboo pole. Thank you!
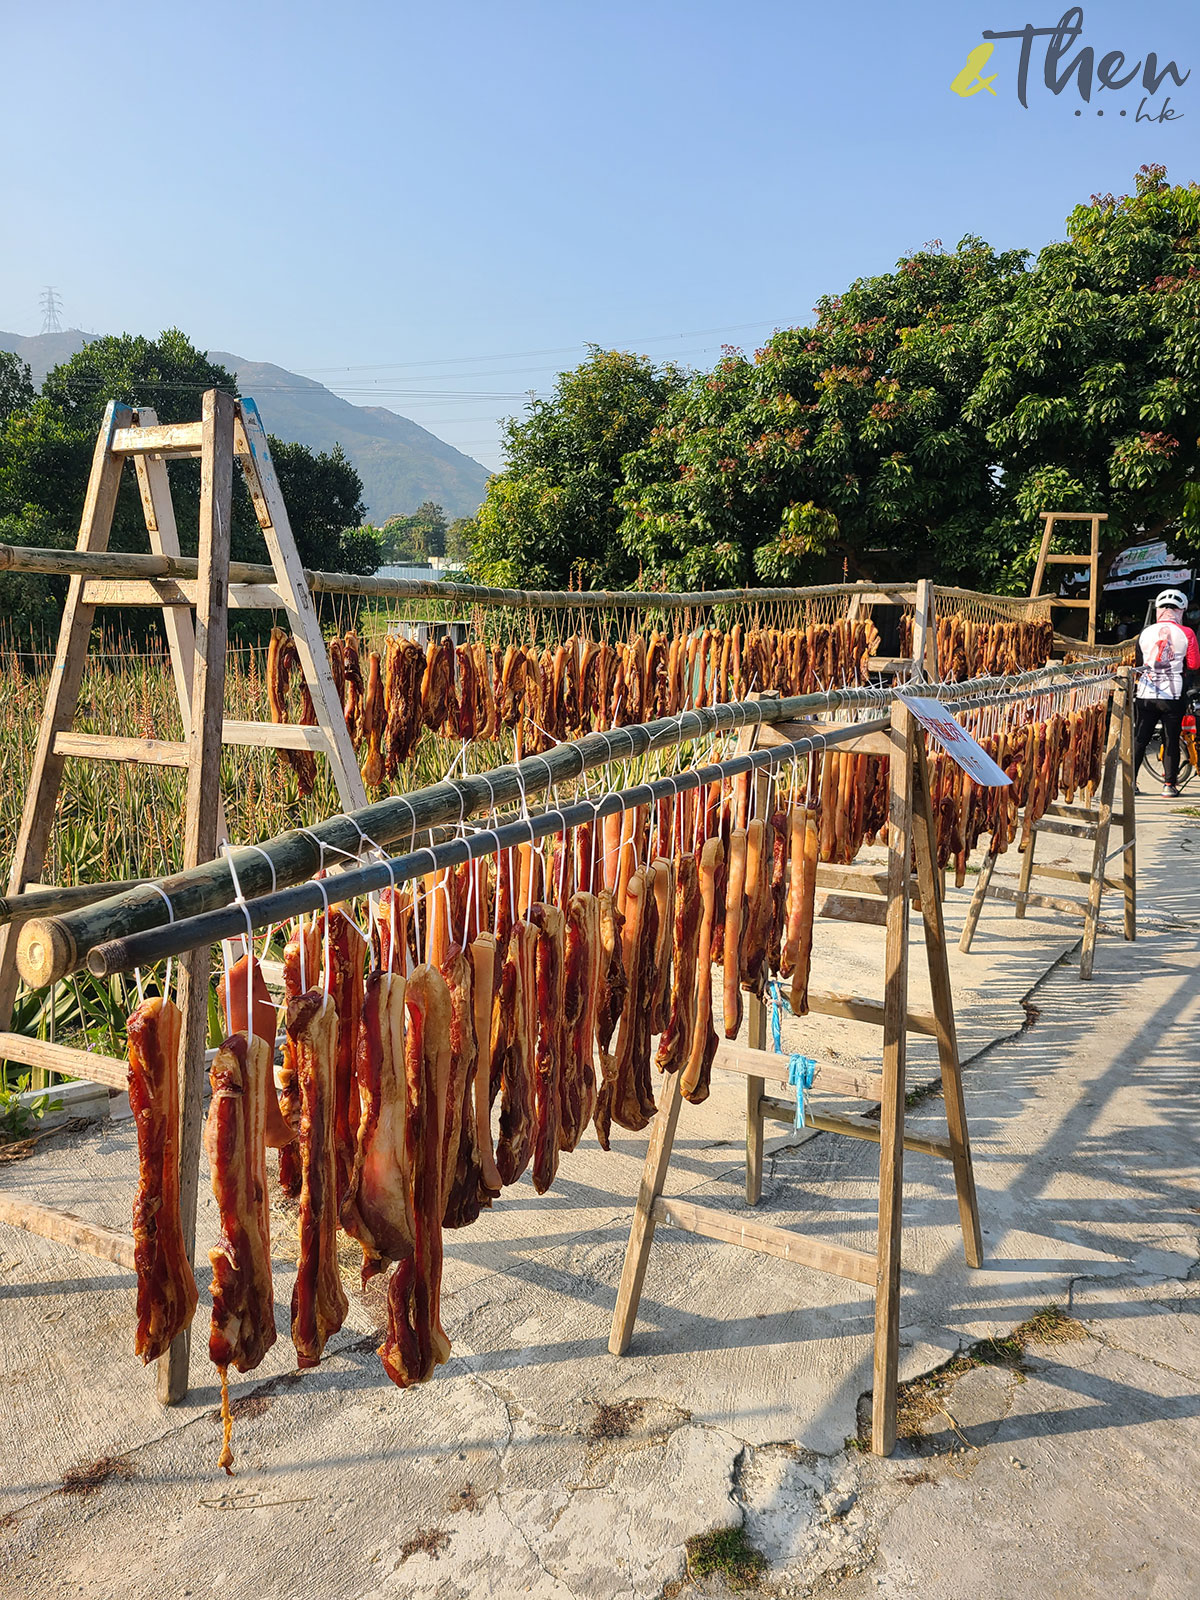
[86,717,888,974]
[0,878,153,926]
[0,540,916,611]
[14,658,1117,990]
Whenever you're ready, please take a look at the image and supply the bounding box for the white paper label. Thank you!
[899,697,1012,788]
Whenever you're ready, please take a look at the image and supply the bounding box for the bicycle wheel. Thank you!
[1142,742,1167,784]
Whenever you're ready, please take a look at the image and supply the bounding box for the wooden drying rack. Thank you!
[0,391,366,1402]
[959,668,1136,979]
[610,693,982,1457]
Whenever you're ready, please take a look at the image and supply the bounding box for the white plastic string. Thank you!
[144,883,177,1004]
[220,842,259,1043]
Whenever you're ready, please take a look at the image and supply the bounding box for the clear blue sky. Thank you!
[2,0,1196,471]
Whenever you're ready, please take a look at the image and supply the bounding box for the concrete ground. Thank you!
[1,794,1198,1599]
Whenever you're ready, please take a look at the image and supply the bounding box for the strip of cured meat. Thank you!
[722,827,748,1038]
[738,816,774,996]
[286,991,348,1370]
[647,856,676,1034]
[341,969,411,1284]
[441,947,490,1228]
[380,964,453,1388]
[560,891,600,1150]
[421,636,457,734]
[655,852,702,1075]
[493,921,538,1185]
[205,1030,277,1471]
[219,950,295,1150]
[789,805,821,1016]
[313,910,367,1208]
[361,650,384,787]
[470,933,504,1197]
[528,904,566,1193]
[127,996,198,1364]
[601,865,660,1133]
[681,837,723,1104]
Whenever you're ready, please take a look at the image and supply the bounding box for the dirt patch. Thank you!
[59,1455,136,1496]
[588,1399,645,1440]
[207,1367,303,1424]
[399,1528,450,1563]
[0,1117,97,1163]
[450,1482,480,1513]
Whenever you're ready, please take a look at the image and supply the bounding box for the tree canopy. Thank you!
[464,166,1200,593]
[0,329,376,635]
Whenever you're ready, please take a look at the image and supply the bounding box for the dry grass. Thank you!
[59,1455,136,1496]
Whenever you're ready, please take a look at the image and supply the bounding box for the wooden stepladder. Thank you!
[959,670,1136,981]
[1030,511,1108,648]
[609,700,983,1457]
[0,391,366,1403]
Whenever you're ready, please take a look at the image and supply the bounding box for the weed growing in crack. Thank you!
[685,1525,768,1591]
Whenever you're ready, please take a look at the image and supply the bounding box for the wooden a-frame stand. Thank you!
[1030,510,1107,648]
[609,699,982,1457]
[958,670,1136,981]
[0,391,366,1404]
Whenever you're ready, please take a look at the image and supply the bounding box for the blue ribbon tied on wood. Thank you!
[769,980,817,1131]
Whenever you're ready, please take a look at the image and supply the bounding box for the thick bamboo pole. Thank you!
[88,717,886,975]
[14,659,1116,990]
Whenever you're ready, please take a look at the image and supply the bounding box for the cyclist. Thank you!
[1134,587,1200,797]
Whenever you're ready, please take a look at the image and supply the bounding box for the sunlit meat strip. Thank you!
[560,891,600,1151]
[789,805,821,1017]
[655,853,701,1076]
[494,921,539,1185]
[380,964,453,1388]
[681,837,723,1104]
[738,816,774,997]
[287,992,348,1369]
[341,969,411,1285]
[470,933,503,1197]
[127,997,198,1364]
[591,887,627,1151]
[602,865,659,1134]
[440,947,489,1228]
[311,909,367,1209]
[361,649,384,787]
[528,904,566,1193]
[722,827,748,1039]
[205,1031,277,1471]
[219,949,296,1151]
[647,856,675,1034]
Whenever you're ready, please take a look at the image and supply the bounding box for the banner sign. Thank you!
[899,697,1012,787]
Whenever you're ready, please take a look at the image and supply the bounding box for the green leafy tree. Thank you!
[0,352,34,427]
[267,438,371,572]
[445,515,473,564]
[380,500,448,563]
[963,164,1200,586]
[618,240,1028,589]
[468,347,688,589]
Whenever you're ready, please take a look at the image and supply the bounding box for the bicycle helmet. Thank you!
[1156,587,1188,612]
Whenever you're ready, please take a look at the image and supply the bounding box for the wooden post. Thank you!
[157,390,235,1405]
[958,848,998,953]
[911,732,982,1267]
[609,1070,685,1355]
[1080,672,1126,981]
[911,579,938,683]
[745,991,768,1205]
[1087,514,1101,647]
[1119,670,1137,942]
[0,403,131,1035]
[872,700,915,1456]
[1014,829,1037,919]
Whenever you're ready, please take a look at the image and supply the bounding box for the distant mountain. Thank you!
[0,330,492,523]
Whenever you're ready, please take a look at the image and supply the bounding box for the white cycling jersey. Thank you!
[1137,619,1200,701]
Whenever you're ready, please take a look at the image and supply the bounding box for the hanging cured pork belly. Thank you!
[440,947,489,1228]
[681,836,723,1104]
[655,853,702,1075]
[286,991,348,1369]
[205,1030,278,1471]
[528,904,566,1193]
[127,996,198,1364]
[493,921,539,1185]
[380,964,453,1388]
[341,969,411,1284]
[218,950,296,1151]
[277,921,319,1196]
[312,909,367,1208]
[559,891,601,1150]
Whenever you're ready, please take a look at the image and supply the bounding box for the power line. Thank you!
[40,287,64,335]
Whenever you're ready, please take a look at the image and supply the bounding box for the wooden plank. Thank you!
[1041,802,1098,821]
[81,578,286,609]
[1031,864,1122,890]
[1032,816,1096,839]
[873,700,914,1457]
[53,732,189,768]
[609,1070,685,1355]
[911,729,982,1268]
[987,884,1088,917]
[650,1196,878,1286]
[1044,553,1088,564]
[803,1108,953,1162]
[716,1040,884,1101]
[234,401,368,813]
[1040,510,1109,522]
[1050,598,1091,609]
[0,402,131,1032]
[110,421,203,455]
[804,987,939,1037]
[1081,675,1124,981]
[160,388,235,1408]
[911,577,937,681]
[0,1032,127,1090]
[816,865,888,896]
[818,894,888,927]
[0,1195,136,1271]
[745,990,767,1206]
[1030,517,1052,601]
[958,848,998,954]
[222,719,332,753]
